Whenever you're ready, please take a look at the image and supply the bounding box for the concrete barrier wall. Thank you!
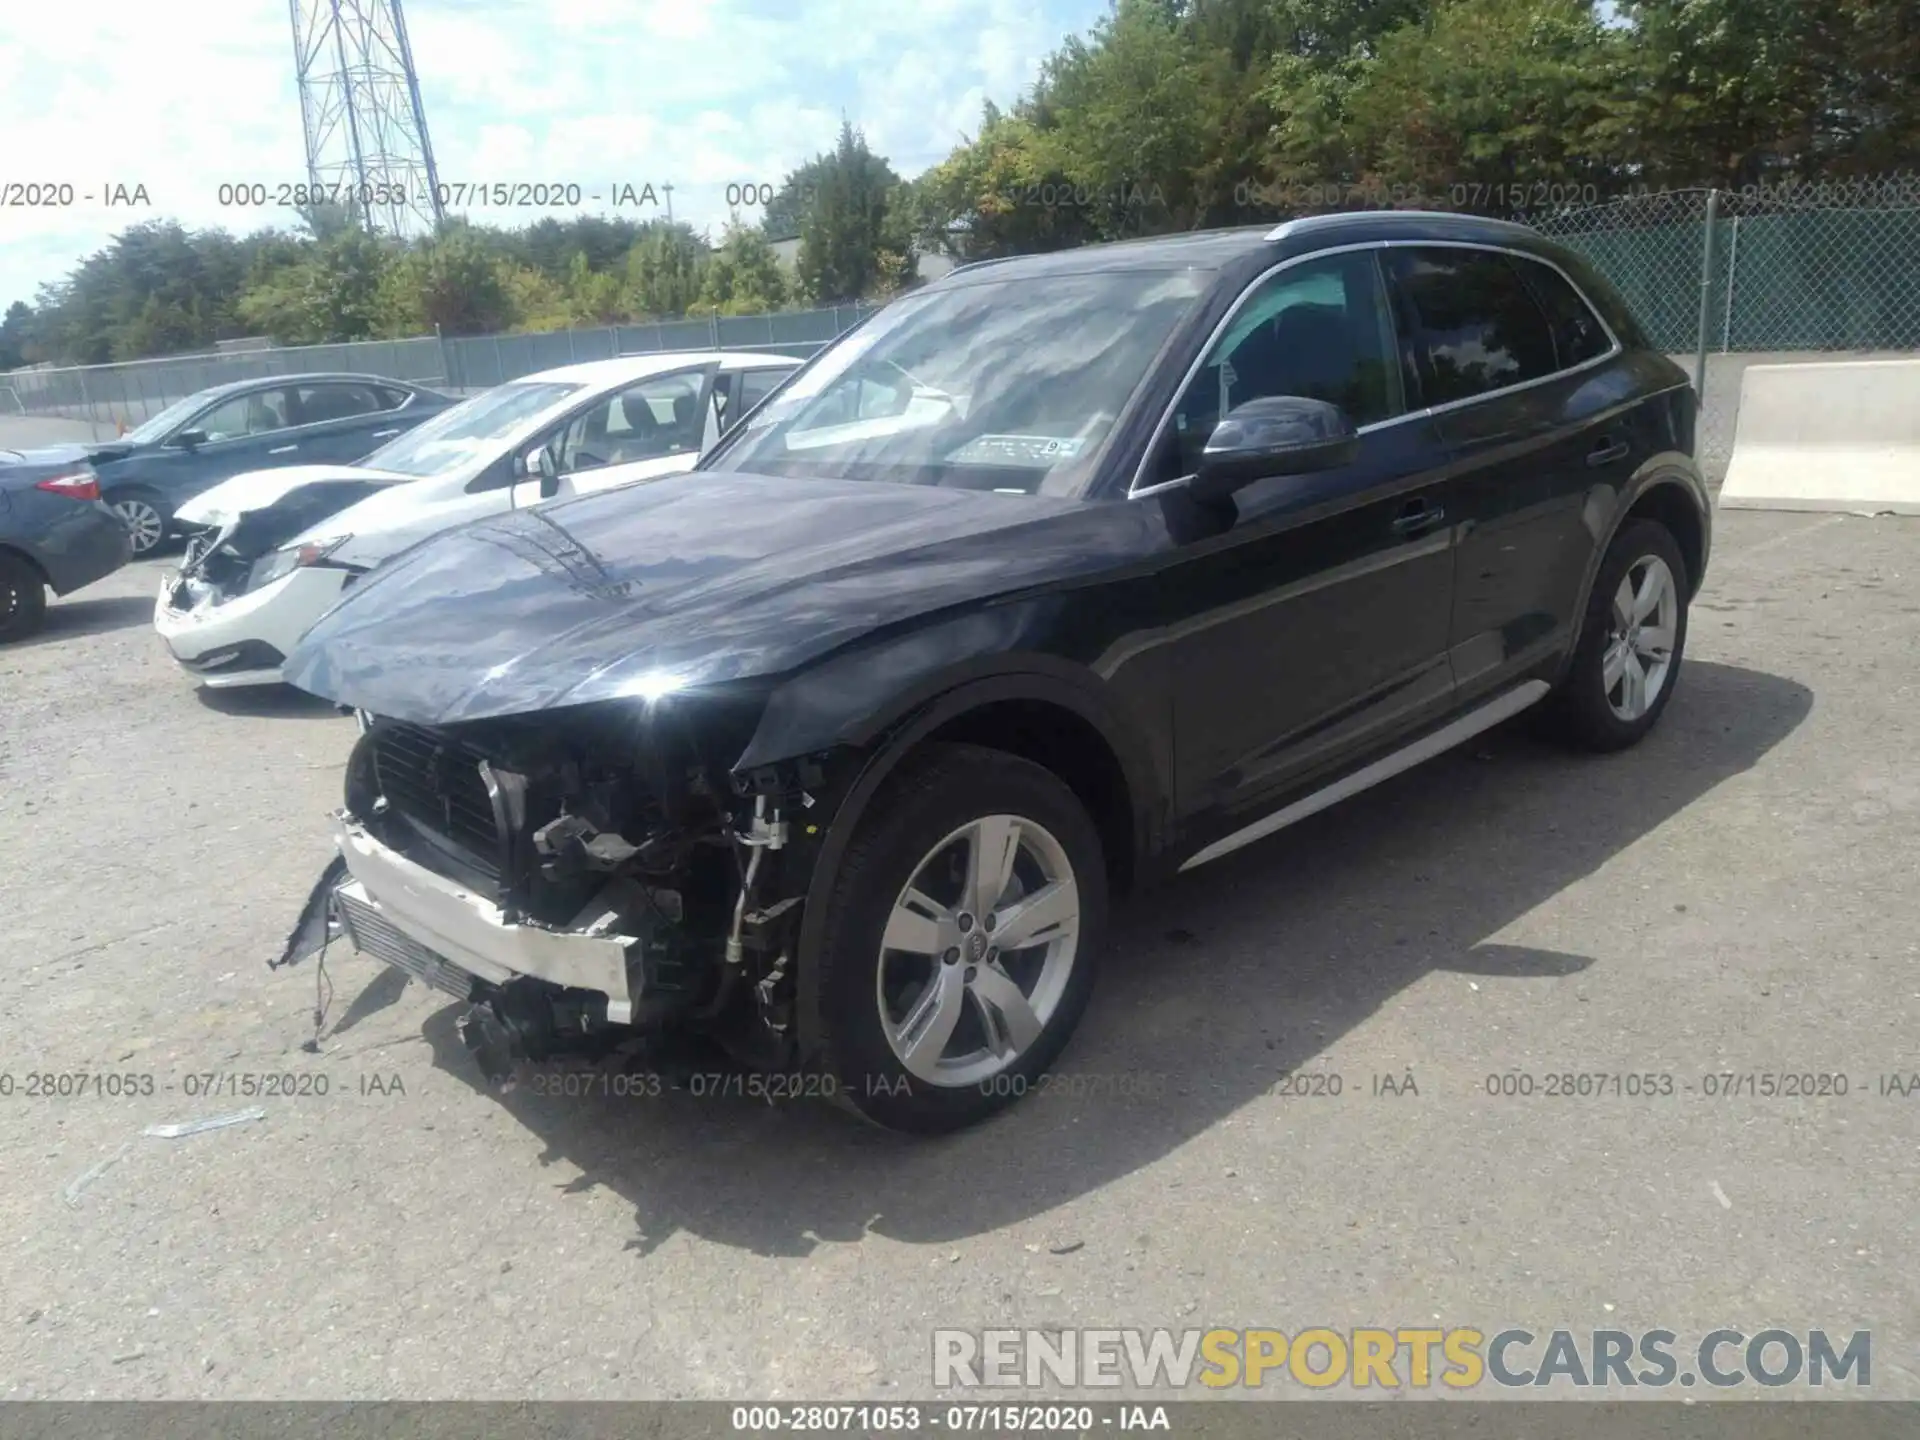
[1719,358,1920,514]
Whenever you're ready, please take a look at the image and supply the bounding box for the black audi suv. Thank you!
[277,209,1710,1133]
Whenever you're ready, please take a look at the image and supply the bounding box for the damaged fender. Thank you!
[734,609,1169,1063]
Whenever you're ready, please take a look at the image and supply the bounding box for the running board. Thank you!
[1178,680,1552,872]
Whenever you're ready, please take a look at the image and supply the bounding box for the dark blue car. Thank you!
[9,374,455,557]
[0,454,132,641]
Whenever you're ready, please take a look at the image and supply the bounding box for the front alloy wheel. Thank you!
[111,496,166,556]
[878,814,1082,1089]
[815,743,1108,1134]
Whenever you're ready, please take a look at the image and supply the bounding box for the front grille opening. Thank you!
[371,723,502,882]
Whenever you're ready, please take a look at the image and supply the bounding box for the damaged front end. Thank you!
[278,691,836,1081]
[170,479,384,610]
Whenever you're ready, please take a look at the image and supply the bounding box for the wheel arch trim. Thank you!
[1559,458,1708,683]
[784,665,1161,1060]
[0,541,52,588]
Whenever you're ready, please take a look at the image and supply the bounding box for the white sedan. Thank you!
[153,350,800,687]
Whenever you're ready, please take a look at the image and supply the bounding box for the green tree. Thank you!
[375,226,513,336]
[236,228,398,344]
[915,103,1101,260]
[0,302,36,370]
[1028,0,1209,233]
[625,222,709,316]
[795,121,910,303]
[763,156,833,241]
[500,262,573,332]
[1617,0,1920,185]
[561,250,628,324]
[691,221,788,315]
[1320,0,1628,196]
[520,215,649,280]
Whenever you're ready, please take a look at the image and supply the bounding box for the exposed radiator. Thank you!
[335,884,478,1001]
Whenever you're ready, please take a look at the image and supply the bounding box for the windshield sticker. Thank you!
[946,434,1087,467]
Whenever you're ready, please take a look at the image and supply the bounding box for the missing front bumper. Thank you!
[330,813,647,1023]
[334,882,478,1000]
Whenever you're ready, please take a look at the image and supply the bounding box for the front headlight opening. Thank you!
[248,535,351,591]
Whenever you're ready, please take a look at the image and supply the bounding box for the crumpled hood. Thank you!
[282,470,1159,725]
[175,464,413,528]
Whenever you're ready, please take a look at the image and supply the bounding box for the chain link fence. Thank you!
[1529,175,1920,479]
[6,179,1916,479]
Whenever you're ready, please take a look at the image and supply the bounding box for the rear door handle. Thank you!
[1587,438,1630,468]
[1391,499,1446,537]
[371,428,400,438]
[268,444,299,454]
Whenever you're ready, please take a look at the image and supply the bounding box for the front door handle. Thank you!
[268,443,299,455]
[1391,499,1446,537]
[371,428,401,438]
[1587,438,1630,468]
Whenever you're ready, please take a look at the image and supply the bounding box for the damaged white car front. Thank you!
[155,469,402,685]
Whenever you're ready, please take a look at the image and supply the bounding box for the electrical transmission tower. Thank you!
[290,0,445,239]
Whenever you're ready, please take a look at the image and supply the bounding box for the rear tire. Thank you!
[106,489,170,557]
[0,551,49,642]
[812,743,1108,1135]
[1543,518,1690,752]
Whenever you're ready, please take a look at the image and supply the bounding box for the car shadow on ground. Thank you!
[387,660,1810,1258]
[9,593,157,648]
[195,684,346,719]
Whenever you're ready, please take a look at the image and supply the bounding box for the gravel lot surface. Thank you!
[2,415,1917,1401]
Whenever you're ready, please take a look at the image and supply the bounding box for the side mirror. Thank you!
[1190,396,1359,506]
[536,446,559,500]
[171,428,207,449]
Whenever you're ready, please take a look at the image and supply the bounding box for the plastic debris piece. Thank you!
[63,1142,134,1208]
[143,1108,266,1140]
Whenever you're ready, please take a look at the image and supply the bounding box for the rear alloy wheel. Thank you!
[814,744,1107,1134]
[108,493,168,556]
[0,552,49,642]
[1602,553,1680,723]
[1544,518,1690,752]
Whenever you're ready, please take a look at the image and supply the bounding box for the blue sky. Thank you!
[0,0,1114,316]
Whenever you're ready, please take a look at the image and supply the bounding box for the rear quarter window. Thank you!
[1543,249,1652,352]
[1514,256,1615,368]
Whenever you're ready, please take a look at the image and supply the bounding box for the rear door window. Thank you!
[1384,248,1563,406]
[295,383,385,425]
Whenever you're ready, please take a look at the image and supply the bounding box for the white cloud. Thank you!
[0,0,1110,316]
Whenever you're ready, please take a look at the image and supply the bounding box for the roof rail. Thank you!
[1264,209,1525,241]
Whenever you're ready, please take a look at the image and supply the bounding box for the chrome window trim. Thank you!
[1126,238,1624,500]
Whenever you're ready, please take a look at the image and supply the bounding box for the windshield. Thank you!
[123,390,218,444]
[357,381,583,477]
[702,269,1211,496]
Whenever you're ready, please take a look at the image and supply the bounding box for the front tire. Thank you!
[106,490,170,557]
[812,744,1108,1135]
[1544,518,1690,752]
[0,551,49,642]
